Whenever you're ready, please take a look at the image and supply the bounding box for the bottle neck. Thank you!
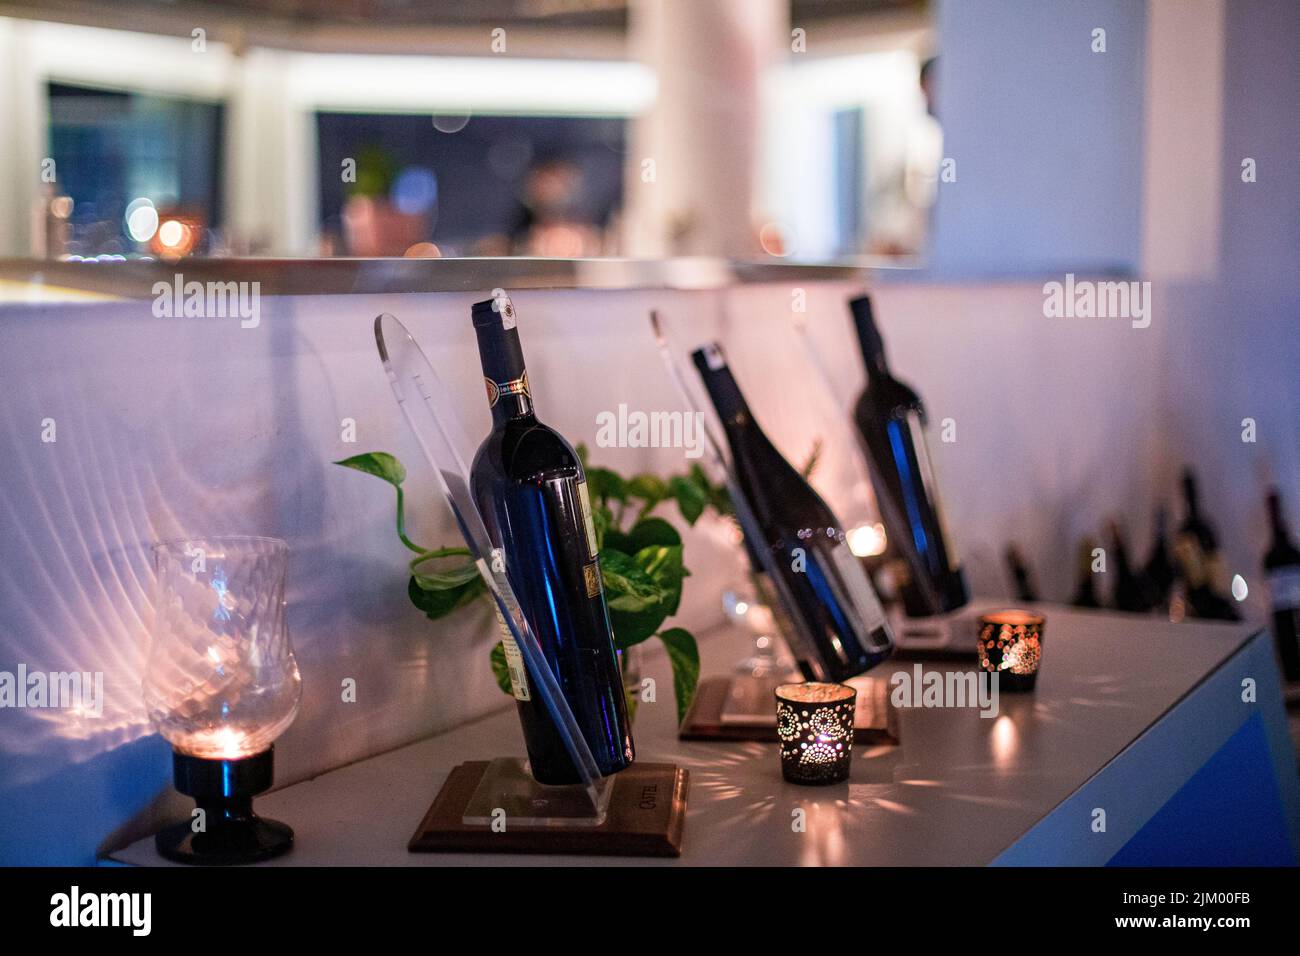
[1268,493,1292,544]
[850,295,890,378]
[692,345,754,432]
[473,299,536,424]
[1182,473,1200,521]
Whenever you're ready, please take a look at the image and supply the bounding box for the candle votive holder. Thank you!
[774,682,856,785]
[977,610,1045,692]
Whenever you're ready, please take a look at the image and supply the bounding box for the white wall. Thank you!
[929,0,1147,276]
[1145,0,1300,613]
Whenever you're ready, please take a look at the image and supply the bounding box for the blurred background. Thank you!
[0,0,942,262]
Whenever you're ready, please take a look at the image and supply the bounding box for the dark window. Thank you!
[47,82,225,256]
[316,112,625,255]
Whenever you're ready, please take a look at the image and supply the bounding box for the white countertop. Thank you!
[111,606,1260,866]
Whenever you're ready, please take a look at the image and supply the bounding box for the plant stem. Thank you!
[395,486,425,554]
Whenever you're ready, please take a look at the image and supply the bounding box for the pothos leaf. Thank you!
[635,543,687,615]
[407,575,485,620]
[489,641,512,695]
[334,451,406,487]
[668,475,707,525]
[599,548,667,614]
[586,466,627,504]
[657,627,700,725]
[625,516,681,551]
[627,474,668,504]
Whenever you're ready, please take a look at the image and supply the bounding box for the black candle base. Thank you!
[155,748,293,866]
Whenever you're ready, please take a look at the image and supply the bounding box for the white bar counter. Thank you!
[110,606,1300,866]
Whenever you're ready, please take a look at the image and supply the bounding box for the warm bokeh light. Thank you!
[149,215,201,258]
[847,522,888,557]
[157,220,185,247]
[176,726,254,760]
[403,242,442,258]
[758,221,788,257]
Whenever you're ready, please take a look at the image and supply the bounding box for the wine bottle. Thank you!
[1109,521,1149,612]
[1263,489,1300,681]
[1071,538,1101,608]
[849,295,968,617]
[1141,506,1175,612]
[1004,543,1038,603]
[469,296,633,784]
[693,342,894,682]
[1176,469,1239,621]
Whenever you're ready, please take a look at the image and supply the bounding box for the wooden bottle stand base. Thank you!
[409,760,689,858]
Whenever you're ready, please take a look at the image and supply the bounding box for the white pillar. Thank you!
[1140,0,1226,281]
[624,0,788,257]
[224,48,317,255]
[0,18,44,257]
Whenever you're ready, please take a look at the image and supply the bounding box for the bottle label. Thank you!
[492,606,532,702]
[576,479,599,559]
[484,371,529,408]
[1269,567,1300,612]
[583,562,601,598]
[827,541,889,642]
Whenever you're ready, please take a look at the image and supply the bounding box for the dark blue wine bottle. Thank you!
[693,343,894,683]
[469,296,633,784]
[850,295,968,617]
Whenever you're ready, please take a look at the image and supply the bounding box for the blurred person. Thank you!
[501,157,603,257]
[869,54,942,257]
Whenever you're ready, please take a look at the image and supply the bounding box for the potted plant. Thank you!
[341,144,429,256]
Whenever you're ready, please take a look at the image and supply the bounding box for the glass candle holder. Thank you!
[143,536,302,864]
[977,609,1045,692]
[774,682,856,785]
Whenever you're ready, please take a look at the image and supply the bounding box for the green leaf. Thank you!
[489,641,513,695]
[586,466,627,504]
[668,475,707,525]
[575,442,590,468]
[602,528,634,554]
[600,549,671,648]
[599,549,666,614]
[634,543,687,615]
[688,463,733,517]
[407,574,484,620]
[334,451,406,487]
[625,517,681,551]
[657,627,700,725]
[590,500,614,551]
[627,474,667,504]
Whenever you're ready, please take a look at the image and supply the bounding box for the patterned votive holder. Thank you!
[977,610,1046,692]
[774,682,857,785]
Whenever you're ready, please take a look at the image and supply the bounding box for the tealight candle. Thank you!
[977,609,1046,692]
[774,682,857,785]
